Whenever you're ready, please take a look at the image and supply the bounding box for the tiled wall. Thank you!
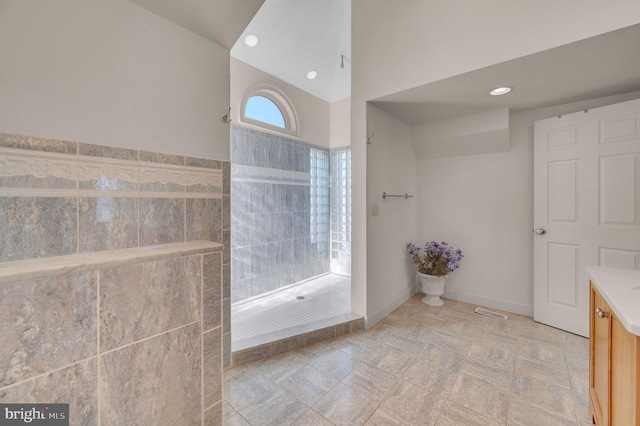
[0,133,229,257]
[0,246,223,425]
[0,133,231,363]
[0,132,232,364]
[330,147,352,275]
[230,126,330,302]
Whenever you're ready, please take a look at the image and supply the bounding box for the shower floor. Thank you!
[231,273,357,352]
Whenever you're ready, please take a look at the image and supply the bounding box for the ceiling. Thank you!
[372,23,640,125]
[126,2,638,117]
[129,0,350,103]
[128,0,265,50]
[231,0,351,103]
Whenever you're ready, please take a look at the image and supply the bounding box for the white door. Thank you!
[534,98,640,337]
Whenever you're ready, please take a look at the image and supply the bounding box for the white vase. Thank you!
[417,272,447,306]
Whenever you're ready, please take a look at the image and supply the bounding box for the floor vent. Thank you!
[474,307,508,320]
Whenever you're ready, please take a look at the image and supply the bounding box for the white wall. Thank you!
[417,123,533,315]
[418,91,640,316]
[0,0,230,160]
[352,0,640,324]
[330,97,351,148]
[230,57,330,147]
[412,109,509,159]
[365,103,418,325]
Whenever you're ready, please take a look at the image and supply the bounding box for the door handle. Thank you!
[595,308,608,319]
[534,228,546,235]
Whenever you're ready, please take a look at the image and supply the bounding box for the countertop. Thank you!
[587,266,640,337]
[0,240,223,284]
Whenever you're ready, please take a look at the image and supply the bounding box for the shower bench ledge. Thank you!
[0,240,223,284]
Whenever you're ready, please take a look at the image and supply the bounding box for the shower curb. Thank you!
[229,316,364,367]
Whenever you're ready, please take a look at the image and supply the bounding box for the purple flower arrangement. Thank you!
[406,241,464,276]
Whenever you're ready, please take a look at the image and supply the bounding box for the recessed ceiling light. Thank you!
[306,70,318,80]
[489,86,513,96]
[244,34,259,47]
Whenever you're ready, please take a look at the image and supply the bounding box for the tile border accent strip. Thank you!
[139,161,222,188]
[0,147,78,181]
[1,144,223,199]
[231,164,310,186]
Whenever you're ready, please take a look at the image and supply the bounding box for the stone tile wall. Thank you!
[0,133,227,259]
[0,133,231,424]
[230,126,330,302]
[0,132,232,367]
[0,247,223,425]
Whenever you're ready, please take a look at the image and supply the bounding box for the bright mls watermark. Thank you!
[0,404,68,425]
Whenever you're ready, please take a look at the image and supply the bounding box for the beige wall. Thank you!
[420,91,640,316]
[0,0,230,160]
[365,103,418,324]
[353,0,640,102]
[352,0,640,324]
[231,57,330,148]
[330,97,351,148]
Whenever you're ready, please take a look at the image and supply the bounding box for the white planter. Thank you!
[417,272,447,306]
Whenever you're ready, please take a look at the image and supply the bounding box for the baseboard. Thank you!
[444,289,533,317]
[365,287,416,329]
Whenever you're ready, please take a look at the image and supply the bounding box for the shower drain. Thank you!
[296,296,305,300]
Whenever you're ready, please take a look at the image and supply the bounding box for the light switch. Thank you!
[371,203,379,216]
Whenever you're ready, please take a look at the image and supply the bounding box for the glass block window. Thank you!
[310,148,330,258]
[330,147,351,275]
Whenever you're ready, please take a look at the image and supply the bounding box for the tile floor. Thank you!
[224,295,592,426]
[232,273,353,351]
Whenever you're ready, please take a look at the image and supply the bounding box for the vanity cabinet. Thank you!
[590,282,640,426]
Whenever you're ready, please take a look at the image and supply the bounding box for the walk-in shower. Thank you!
[230,125,351,347]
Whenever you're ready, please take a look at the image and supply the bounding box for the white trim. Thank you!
[364,287,416,329]
[239,83,299,137]
[443,289,533,317]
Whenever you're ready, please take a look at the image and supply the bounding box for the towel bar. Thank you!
[382,192,413,200]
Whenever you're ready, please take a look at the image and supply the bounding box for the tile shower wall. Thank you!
[0,133,228,259]
[0,245,223,425]
[0,132,232,365]
[231,126,331,302]
[330,146,352,275]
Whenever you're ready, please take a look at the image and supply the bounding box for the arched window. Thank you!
[240,84,299,137]
[245,96,285,128]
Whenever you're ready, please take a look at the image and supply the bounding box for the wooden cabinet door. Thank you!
[591,284,611,425]
[611,314,640,425]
